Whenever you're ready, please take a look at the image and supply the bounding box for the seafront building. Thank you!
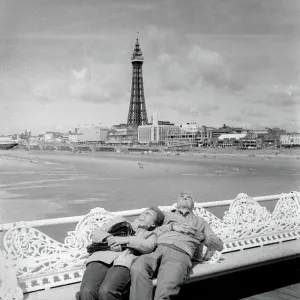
[107,124,139,144]
[280,134,300,147]
[138,112,178,144]
[212,124,244,138]
[165,122,200,146]
[217,133,248,147]
[70,126,109,143]
[18,129,31,141]
[197,126,214,145]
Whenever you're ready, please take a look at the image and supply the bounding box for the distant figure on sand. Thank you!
[138,162,145,169]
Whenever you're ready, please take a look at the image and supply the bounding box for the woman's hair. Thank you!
[148,206,165,227]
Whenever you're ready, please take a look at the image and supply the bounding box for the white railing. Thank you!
[0,193,292,232]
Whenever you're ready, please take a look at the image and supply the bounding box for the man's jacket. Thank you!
[86,216,156,269]
[153,212,224,260]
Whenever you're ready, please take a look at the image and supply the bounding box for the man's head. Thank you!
[176,192,195,217]
[137,206,165,230]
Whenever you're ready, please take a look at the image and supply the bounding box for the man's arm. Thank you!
[192,219,223,262]
[153,211,186,236]
[201,220,224,251]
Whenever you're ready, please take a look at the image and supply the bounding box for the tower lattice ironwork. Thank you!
[127,37,148,126]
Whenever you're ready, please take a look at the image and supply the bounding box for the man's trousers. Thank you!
[130,245,192,300]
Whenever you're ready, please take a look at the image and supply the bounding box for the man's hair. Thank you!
[177,191,195,210]
[147,206,165,226]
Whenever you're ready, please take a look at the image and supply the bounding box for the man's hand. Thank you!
[107,236,130,247]
[172,223,196,236]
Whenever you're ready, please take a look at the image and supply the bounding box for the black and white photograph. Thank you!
[0,1,300,299]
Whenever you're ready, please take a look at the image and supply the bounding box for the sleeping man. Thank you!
[130,192,224,300]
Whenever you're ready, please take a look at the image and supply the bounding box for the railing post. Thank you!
[0,249,23,300]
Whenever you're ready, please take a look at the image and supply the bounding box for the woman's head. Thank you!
[137,206,165,230]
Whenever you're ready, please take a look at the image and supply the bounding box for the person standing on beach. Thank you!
[77,207,165,300]
[130,192,224,300]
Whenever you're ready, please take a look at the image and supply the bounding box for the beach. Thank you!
[0,148,299,223]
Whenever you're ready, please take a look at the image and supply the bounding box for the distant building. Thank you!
[138,124,178,144]
[69,135,79,143]
[253,128,269,135]
[60,133,70,142]
[179,122,198,133]
[212,124,232,138]
[280,134,300,147]
[107,124,138,144]
[218,133,247,147]
[19,129,31,141]
[75,126,108,143]
[44,133,54,142]
[165,122,199,147]
[138,112,177,144]
[257,127,287,146]
[212,124,245,138]
[198,126,214,145]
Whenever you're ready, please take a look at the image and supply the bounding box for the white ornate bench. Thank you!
[1,192,300,300]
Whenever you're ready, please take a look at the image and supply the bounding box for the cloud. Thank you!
[71,68,87,79]
[249,90,300,107]
[202,71,245,92]
[168,103,192,116]
[266,91,300,107]
[149,101,166,110]
[246,85,300,109]
[241,107,268,117]
[225,116,243,122]
[31,81,68,104]
[195,103,220,116]
[146,27,250,94]
[69,82,112,103]
[168,101,219,117]
[188,45,224,68]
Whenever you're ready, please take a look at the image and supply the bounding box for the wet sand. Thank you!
[1,149,299,225]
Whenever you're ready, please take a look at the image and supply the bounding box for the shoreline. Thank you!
[4,146,300,159]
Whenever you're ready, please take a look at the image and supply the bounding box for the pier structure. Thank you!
[127,35,148,126]
[0,191,300,299]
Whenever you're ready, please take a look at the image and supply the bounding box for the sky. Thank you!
[0,0,299,135]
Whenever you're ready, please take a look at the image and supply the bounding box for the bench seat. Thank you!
[23,239,300,300]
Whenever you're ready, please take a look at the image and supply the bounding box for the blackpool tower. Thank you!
[127,37,148,126]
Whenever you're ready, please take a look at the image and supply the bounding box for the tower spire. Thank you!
[127,36,148,126]
[131,34,143,62]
